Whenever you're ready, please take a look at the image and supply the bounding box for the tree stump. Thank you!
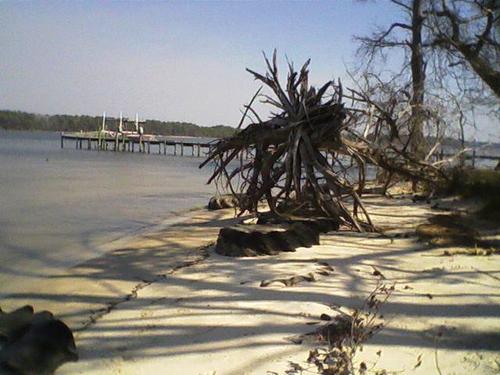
[215,210,341,257]
[215,219,332,257]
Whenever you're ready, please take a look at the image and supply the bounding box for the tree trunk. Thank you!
[457,44,500,97]
[409,0,427,161]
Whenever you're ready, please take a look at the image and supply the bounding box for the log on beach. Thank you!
[215,222,323,257]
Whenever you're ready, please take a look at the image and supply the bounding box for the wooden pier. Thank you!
[60,131,215,158]
[439,150,500,168]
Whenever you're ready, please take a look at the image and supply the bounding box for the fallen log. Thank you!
[215,222,320,257]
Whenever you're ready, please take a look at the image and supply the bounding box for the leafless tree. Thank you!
[426,0,500,97]
[355,0,499,181]
[202,53,447,230]
[357,0,429,160]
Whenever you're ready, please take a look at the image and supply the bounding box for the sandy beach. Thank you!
[2,2,499,374]
[2,195,498,375]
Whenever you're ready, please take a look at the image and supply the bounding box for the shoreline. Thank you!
[0,128,216,301]
[0,204,238,324]
[94,204,209,253]
[2,195,498,374]
[0,203,212,302]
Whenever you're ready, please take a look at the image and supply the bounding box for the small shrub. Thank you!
[447,168,500,198]
[478,194,500,222]
[286,282,393,375]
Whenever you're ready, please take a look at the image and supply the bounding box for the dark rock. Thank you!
[0,306,77,375]
[0,306,34,343]
[207,194,241,210]
[320,313,332,321]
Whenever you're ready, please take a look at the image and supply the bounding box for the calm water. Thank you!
[0,130,215,295]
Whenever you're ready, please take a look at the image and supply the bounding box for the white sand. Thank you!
[3,197,499,374]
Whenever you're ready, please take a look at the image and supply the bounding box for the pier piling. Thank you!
[60,132,216,159]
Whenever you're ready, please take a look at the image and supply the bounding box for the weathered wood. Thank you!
[201,53,457,231]
[60,133,216,159]
[200,53,368,228]
[215,222,321,257]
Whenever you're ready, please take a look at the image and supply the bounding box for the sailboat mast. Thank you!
[101,112,106,132]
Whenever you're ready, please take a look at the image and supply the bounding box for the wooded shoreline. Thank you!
[0,110,236,138]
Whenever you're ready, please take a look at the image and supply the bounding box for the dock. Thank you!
[60,112,219,157]
[60,131,216,158]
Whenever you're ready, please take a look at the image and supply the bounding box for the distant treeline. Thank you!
[0,110,236,138]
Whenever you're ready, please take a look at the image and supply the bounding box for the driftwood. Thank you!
[201,52,375,231]
[201,52,447,232]
[215,223,320,257]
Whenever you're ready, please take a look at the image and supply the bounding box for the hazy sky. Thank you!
[1,1,497,140]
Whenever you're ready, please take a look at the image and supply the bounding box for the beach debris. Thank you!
[443,248,500,256]
[371,266,386,279]
[320,313,332,321]
[287,282,393,375]
[0,305,77,375]
[260,261,335,288]
[413,353,423,369]
[316,261,335,276]
[201,51,446,233]
[207,194,241,210]
[216,214,339,257]
[215,222,321,257]
[260,273,316,288]
[201,51,374,232]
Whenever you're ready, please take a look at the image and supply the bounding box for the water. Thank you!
[0,130,215,296]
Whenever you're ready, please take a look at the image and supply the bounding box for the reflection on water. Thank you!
[0,130,215,294]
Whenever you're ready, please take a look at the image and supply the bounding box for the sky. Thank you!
[0,1,498,141]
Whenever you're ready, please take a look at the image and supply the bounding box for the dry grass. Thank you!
[285,282,393,375]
